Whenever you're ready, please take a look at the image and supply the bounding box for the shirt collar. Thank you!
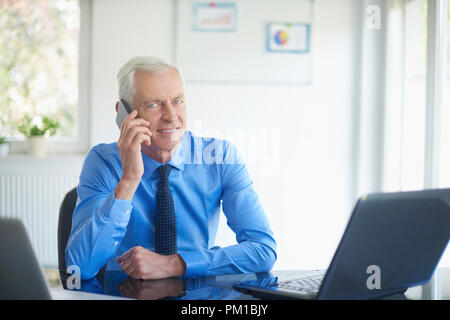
[142,130,188,178]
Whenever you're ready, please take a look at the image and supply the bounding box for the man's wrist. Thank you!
[115,179,140,200]
[170,254,186,277]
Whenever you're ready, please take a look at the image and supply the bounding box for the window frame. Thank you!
[424,0,448,188]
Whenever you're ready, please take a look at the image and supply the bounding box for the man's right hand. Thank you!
[115,110,152,200]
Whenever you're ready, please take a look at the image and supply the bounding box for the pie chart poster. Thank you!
[266,23,310,54]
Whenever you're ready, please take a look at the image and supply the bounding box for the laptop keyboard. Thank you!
[276,275,324,294]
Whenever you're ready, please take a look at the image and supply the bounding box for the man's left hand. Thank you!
[116,246,186,280]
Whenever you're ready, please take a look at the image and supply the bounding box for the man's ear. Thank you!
[115,101,119,112]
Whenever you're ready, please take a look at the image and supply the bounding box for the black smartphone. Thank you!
[116,99,133,129]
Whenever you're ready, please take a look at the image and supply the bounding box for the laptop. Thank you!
[0,218,127,300]
[234,188,450,299]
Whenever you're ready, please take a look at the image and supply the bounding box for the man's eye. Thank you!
[148,103,158,108]
[173,99,183,104]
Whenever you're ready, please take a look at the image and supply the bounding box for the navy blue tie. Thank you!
[155,164,177,255]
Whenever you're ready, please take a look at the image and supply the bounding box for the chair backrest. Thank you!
[57,187,106,287]
[57,187,78,275]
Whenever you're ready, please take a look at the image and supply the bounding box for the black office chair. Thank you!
[57,187,105,288]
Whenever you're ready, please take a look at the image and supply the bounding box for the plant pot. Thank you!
[0,143,9,158]
[27,136,48,158]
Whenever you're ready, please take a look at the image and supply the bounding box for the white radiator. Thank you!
[0,155,84,267]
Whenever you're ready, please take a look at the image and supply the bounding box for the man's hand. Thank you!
[116,246,186,280]
[115,110,152,200]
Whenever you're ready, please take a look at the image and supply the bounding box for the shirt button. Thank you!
[125,209,130,215]
[114,241,119,246]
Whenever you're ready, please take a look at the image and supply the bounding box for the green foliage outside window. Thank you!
[0,0,79,139]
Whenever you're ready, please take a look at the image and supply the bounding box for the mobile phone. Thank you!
[116,99,133,129]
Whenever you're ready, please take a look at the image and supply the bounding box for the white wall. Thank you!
[90,0,174,144]
[88,0,357,270]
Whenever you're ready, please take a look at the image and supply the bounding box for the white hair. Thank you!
[117,56,183,107]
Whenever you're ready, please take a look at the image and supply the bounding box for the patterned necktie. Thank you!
[155,164,177,255]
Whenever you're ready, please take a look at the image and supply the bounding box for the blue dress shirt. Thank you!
[66,130,277,280]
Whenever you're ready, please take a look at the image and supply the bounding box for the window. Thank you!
[383,0,429,191]
[438,2,450,187]
[0,0,89,153]
[384,0,449,267]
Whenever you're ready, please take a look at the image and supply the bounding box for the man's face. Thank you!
[132,68,186,153]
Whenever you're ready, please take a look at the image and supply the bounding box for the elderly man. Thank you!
[66,56,276,280]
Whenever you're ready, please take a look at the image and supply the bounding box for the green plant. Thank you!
[0,137,6,144]
[17,114,60,137]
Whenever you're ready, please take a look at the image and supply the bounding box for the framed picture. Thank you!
[193,2,237,32]
[266,22,310,53]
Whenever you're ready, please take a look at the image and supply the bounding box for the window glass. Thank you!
[0,0,80,139]
[399,0,428,190]
[438,2,450,188]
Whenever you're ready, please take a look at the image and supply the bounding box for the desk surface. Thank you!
[58,268,450,300]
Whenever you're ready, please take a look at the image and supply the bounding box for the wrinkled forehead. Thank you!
[133,68,184,101]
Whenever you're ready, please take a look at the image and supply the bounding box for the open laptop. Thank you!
[0,218,127,300]
[234,188,450,299]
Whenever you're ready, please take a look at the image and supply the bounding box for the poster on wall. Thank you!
[266,22,310,53]
[193,2,237,32]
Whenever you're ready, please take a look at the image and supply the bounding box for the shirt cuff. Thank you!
[178,250,209,277]
[98,191,133,226]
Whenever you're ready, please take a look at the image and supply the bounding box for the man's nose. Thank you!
[161,101,177,121]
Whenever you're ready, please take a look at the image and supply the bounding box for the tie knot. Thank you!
[157,164,172,179]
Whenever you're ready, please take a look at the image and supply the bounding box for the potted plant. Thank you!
[17,115,59,158]
[0,137,9,158]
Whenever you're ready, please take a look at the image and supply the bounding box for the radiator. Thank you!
[0,155,84,267]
